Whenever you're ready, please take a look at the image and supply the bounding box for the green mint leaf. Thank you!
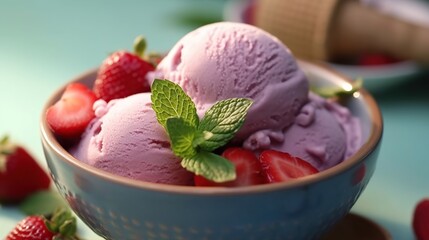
[196,98,252,152]
[311,78,363,98]
[166,117,197,158]
[182,151,235,182]
[151,79,199,128]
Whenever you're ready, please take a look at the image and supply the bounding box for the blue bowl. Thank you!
[40,61,383,240]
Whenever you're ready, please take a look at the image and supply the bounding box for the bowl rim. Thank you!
[40,60,383,196]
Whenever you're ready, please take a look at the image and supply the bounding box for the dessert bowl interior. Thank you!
[40,60,383,240]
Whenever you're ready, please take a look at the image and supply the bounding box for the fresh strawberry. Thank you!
[413,198,429,240]
[93,36,154,102]
[259,150,319,183]
[6,216,55,240]
[0,136,51,203]
[46,82,97,140]
[357,53,400,66]
[6,208,80,240]
[352,164,366,185]
[243,0,256,24]
[194,147,266,187]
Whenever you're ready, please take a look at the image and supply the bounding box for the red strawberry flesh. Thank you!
[260,150,319,183]
[46,82,97,140]
[194,147,266,187]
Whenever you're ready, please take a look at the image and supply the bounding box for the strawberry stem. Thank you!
[133,35,147,59]
[0,135,13,172]
[0,135,9,145]
[45,208,80,239]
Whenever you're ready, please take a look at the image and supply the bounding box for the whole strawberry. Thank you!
[93,36,155,102]
[6,208,80,240]
[413,198,429,240]
[0,136,51,203]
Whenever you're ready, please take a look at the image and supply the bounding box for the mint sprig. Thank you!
[151,79,252,183]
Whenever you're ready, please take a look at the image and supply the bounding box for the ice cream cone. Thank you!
[254,0,429,64]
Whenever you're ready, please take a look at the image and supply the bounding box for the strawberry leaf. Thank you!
[19,190,68,216]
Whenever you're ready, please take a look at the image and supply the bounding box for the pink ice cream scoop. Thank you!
[69,93,193,185]
[153,22,309,142]
[244,93,361,170]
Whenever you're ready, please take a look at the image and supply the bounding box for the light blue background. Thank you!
[1,1,428,239]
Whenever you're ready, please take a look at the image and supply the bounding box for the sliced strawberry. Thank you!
[46,82,97,140]
[259,150,319,183]
[0,136,51,203]
[413,198,429,240]
[93,37,154,102]
[194,147,266,187]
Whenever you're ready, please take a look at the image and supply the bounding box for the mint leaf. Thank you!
[181,151,235,182]
[166,118,197,158]
[151,79,199,128]
[196,98,252,152]
[311,78,363,98]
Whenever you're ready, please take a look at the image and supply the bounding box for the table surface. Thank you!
[1,1,428,239]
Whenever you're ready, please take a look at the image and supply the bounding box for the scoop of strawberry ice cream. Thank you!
[244,93,361,170]
[151,22,309,142]
[69,93,193,185]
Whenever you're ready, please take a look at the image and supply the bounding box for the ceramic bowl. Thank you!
[40,61,383,240]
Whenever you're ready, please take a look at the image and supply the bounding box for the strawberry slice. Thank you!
[413,198,429,240]
[46,82,97,140]
[259,150,319,183]
[194,147,266,187]
[0,136,51,203]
